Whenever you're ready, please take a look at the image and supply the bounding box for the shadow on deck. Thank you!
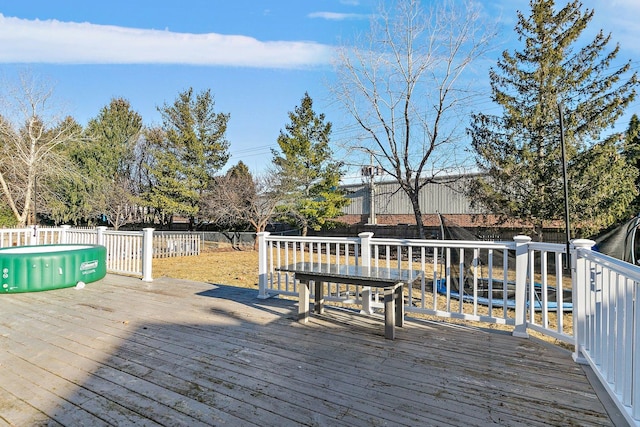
[0,274,623,426]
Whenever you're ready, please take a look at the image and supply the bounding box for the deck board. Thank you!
[0,274,617,426]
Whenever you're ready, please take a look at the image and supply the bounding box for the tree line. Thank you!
[0,78,348,234]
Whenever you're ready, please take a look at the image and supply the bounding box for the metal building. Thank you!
[340,173,481,224]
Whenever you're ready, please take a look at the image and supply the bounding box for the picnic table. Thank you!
[276,262,423,339]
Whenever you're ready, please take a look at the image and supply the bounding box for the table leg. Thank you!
[361,287,373,314]
[384,286,395,340]
[395,283,404,328]
[315,280,324,314]
[299,280,310,322]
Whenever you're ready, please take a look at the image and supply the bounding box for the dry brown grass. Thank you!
[153,247,260,289]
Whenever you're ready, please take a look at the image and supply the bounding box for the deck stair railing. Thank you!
[573,239,640,426]
[258,231,640,426]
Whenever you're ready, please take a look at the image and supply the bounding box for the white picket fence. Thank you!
[152,232,201,258]
[257,232,640,426]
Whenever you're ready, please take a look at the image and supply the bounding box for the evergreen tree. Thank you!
[82,98,143,228]
[49,99,144,227]
[570,134,637,236]
[203,161,287,242]
[468,0,637,239]
[272,93,348,235]
[37,117,87,225]
[226,161,254,193]
[84,98,142,180]
[145,88,230,229]
[624,114,640,213]
[202,161,256,230]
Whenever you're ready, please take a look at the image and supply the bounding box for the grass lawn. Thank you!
[152,248,260,289]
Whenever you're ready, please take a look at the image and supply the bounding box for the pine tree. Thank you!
[145,88,230,229]
[79,98,143,228]
[272,93,348,235]
[623,114,640,214]
[204,161,256,231]
[468,0,638,239]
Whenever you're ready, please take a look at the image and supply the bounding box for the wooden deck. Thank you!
[0,274,622,426]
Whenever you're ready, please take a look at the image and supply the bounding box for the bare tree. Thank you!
[0,72,82,227]
[332,0,494,238]
[101,176,138,230]
[203,171,285,248]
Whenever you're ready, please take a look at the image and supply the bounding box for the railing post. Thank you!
[59,225,71,244]
[96,226,108,246]
[572,238,594,364]
[141,228,154,282]
[257,232,270,299]
[359,232,374,314]
[513,235,531,338]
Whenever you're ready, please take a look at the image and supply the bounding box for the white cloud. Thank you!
[0,14,334,68]
[308,12,370,21]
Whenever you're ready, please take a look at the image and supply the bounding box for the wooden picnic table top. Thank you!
[277,262,423,287]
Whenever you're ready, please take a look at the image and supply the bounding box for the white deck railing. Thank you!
[573,240,640,425]
[0,226,202,280]
[257,232,640,426]
[0,226,154,281]
[258,232,567,338]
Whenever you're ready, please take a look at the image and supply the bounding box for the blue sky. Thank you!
[1,0,639,179]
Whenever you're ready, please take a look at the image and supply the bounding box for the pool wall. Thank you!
[0,244,107,293]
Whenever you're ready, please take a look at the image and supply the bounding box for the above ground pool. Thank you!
[0,244,107,293]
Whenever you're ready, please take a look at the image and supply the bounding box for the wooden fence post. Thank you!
[142,228,154,282]
[257,232,270,299]
[513,235,531,338]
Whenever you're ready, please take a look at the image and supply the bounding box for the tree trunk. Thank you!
[409,195,426,239]
[534,221,544,242]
